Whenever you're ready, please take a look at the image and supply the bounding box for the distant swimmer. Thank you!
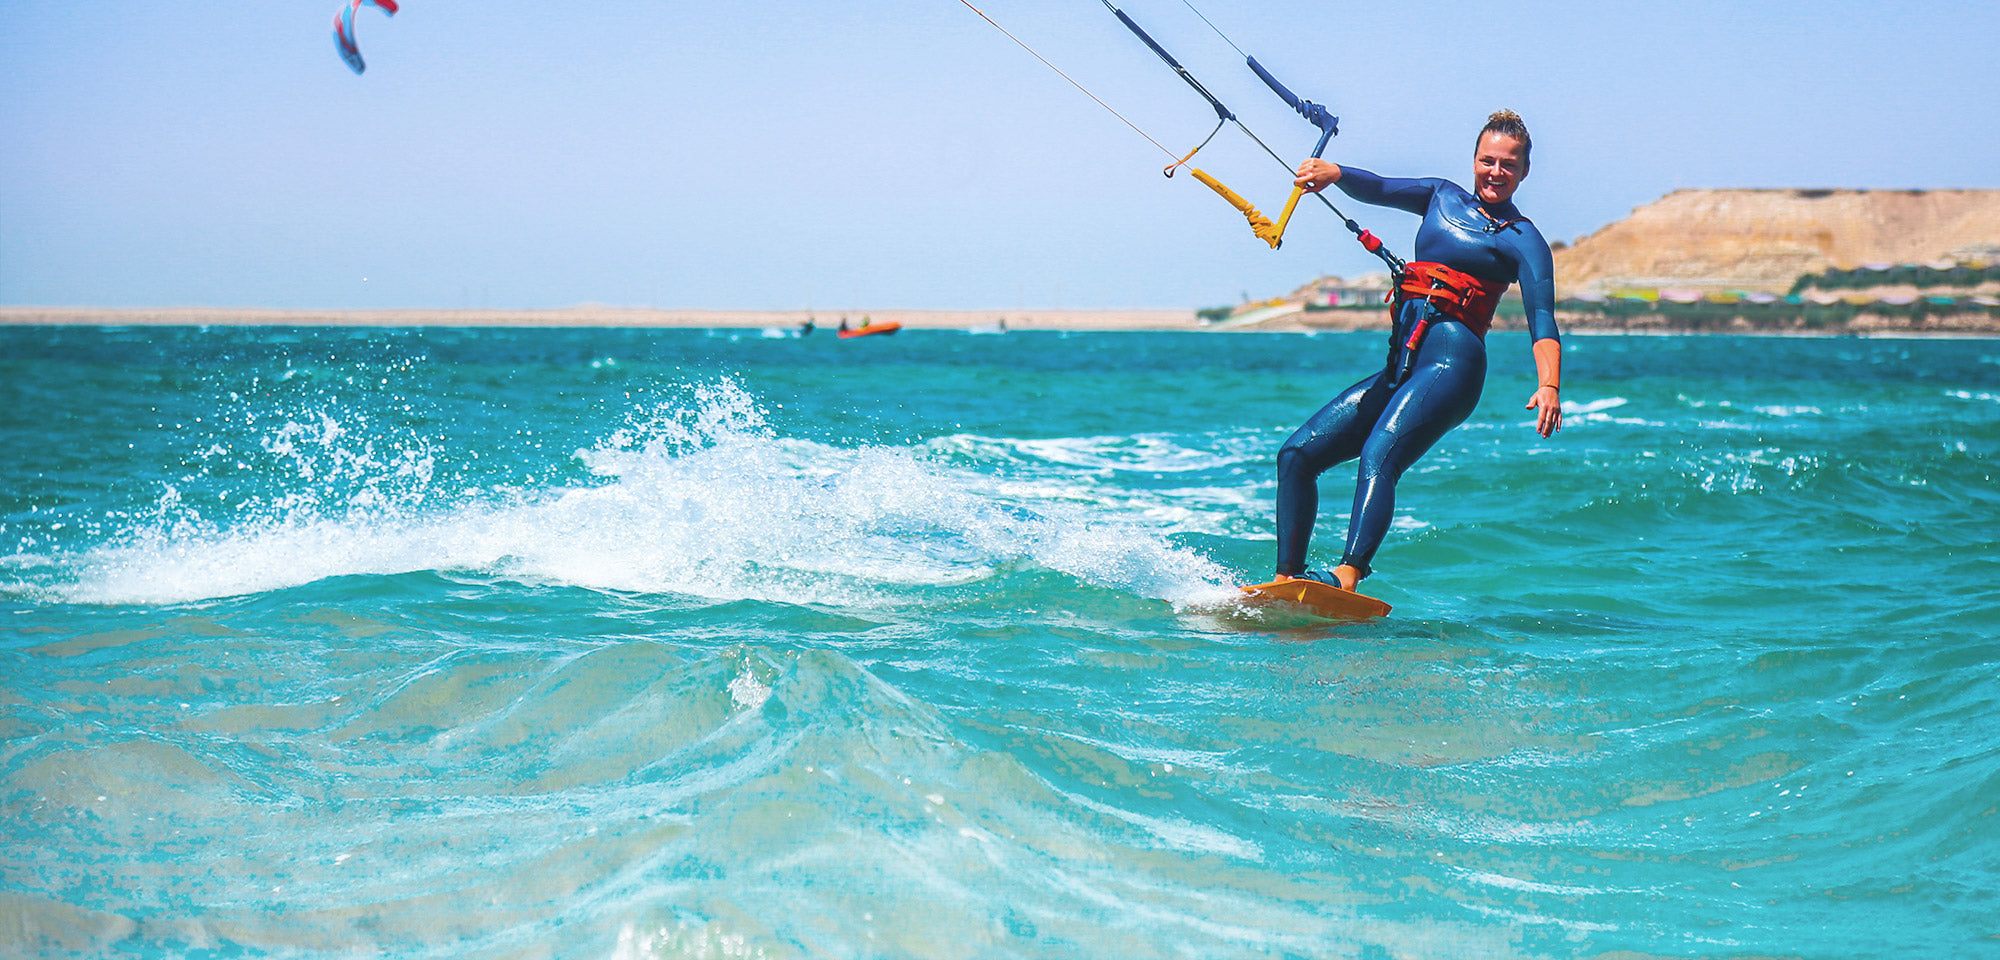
[1273,110,1562,592]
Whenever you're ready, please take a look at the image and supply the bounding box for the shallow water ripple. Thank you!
[3,328,1996,958]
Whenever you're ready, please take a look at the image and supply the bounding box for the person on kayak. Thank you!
[1274,110,1563,592]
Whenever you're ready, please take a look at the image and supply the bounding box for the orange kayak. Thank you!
[837,321,902,339]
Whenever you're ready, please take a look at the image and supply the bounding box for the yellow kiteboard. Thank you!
[1240,578,1392,621]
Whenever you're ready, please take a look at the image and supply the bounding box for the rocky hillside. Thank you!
[1554,189,2000,296]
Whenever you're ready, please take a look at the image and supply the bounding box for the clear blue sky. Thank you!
[3,1,1995,311]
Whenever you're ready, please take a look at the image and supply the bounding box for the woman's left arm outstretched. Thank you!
[1527,339,1562,437]
[1516,226,1562,437]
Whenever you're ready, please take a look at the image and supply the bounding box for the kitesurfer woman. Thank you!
[1273,110,1562,592]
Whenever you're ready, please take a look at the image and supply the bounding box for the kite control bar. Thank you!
[1238,51,1404,273]
[1100,0,1291,242]
[1248,57,1338,155]
[1163,0,1405,270]
[1244,57,1339,249]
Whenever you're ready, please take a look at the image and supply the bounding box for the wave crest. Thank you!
[38,379,1236,607]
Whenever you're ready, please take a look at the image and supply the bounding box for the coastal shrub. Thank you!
[1555,295,1999,331]
[1790,261,2000,294]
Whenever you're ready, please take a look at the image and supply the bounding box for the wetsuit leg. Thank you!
[1274,371,1395,576]
[1337,319,1487,576]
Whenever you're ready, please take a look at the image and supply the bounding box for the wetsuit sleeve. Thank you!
[1512,224,1560,342]
[1333,167,1438,218]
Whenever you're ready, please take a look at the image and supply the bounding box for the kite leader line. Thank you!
[953,0,1186,167]
[955,0,1287,244]
[1171,0,1407,272]
[958,0,1407,275]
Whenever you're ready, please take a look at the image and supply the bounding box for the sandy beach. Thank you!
[0,305,1207,332]
[6,304,1992,335]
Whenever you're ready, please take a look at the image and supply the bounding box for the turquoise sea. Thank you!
[2,325,1995,959]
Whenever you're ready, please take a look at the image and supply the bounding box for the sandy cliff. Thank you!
[1554,189,2000,296]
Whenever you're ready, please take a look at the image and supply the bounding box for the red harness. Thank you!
[1396,261,1509,339]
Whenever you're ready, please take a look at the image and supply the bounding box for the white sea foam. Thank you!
[53,379,1237,607]
[1057,787,1264,861]
[1564,397,1629,415]
[727,669,772,711]
[925,431,1267,474]
[1513,396,1662,428]
[1461,869,1621,898]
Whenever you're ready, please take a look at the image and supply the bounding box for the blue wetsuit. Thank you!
[1275,168,1558,578]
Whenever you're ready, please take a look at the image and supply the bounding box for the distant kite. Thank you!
[333,0,399,74]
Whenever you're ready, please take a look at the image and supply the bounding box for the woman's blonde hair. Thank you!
[1478,109,1531,172]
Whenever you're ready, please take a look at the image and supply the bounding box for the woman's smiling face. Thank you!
[1473,132,1528,205]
